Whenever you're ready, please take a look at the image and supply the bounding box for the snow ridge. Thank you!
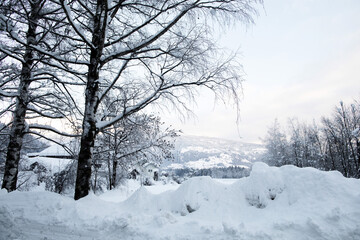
[1,163,360,239]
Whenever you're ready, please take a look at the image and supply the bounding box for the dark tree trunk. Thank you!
[74,117,97,199]
[356,139,360,177]
[111,159,118,190]
[74,0,107,200]
[111,128,118,190]
[107,157,112,190]
[2,1,40,192]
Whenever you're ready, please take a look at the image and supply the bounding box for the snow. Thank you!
[26,145,73,173]
[166,135,263,170]
[184,154,234,169]
[28,144,71,157]
[99,181,180,203]
[1,163,360,239]
[180,146,221,154]
[167,163,184,169]
[169,153,250,169]
[352,128,360,137]
[99,180,142,203]
[28,157,72,173]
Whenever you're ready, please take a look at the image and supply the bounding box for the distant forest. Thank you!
[168,166,250,183]
[263,100,360,178]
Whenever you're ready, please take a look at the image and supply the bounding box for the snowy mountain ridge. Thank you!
[164,135,266,170]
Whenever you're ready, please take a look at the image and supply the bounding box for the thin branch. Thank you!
[59,0,95,49]
[29,124,81,137]
[27,130,76,158]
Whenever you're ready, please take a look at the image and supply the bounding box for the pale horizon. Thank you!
[160,0,360,143]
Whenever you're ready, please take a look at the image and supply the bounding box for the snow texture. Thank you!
[27,156,72,174]
[28,144,71,157]
[1,163,360,240]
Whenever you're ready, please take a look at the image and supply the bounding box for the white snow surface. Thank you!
[27,157,72,173]
[180,146,221,154]
[1,162,360,240]
[169,153,245,169]
[28,144,71,157]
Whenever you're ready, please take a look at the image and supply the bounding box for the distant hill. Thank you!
[162,135,266,170]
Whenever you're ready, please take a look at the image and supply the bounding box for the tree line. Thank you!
[165,166,250,184]
[263,100,360,178]
[0,0,261,199]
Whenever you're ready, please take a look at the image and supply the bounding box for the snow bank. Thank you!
[1,163,360,240]
[99,179,142,203]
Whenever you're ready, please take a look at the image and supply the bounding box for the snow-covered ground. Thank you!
[1,162,360,240]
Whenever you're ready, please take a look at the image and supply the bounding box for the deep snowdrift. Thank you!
[1,163,360,240]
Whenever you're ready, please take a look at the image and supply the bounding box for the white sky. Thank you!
[160,0,360,143]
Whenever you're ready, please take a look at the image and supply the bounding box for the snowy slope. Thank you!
[165,135,266,169]
[1,163,360,240]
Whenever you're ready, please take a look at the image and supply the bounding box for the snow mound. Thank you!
[242,162,285,208]
[99,179,142,203]
[1,163,360,239]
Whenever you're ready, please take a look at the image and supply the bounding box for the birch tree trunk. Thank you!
[74,0,107,200]
[2,1,40,192]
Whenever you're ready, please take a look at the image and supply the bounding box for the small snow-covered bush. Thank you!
[243,162,284,208]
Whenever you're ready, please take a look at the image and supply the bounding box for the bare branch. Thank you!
[29,124,81,137]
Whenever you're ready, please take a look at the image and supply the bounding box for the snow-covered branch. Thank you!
[29,124,81,137]
[59,0,95,49]
[27,106,64,119]
[0,88,18,98]
[96,89,161,131]
[101,4,194,64]
[0,46,25,63]
[98,58,131,104]
[29,44,89,65]
[27,130,76,157]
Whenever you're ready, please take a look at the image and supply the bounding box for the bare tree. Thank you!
[54,0,261,199]
[93,113,179,190]
[287,118,323,168]
[322,101,360,177]
[262,119,289,167]
[263,100,360,178]
[0,0,81,191]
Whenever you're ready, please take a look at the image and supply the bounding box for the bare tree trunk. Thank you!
[74,0,107,200]
[2,94,29,191]
[111,159,118,189]
[2,1,40,192]
[93,165,98,194]
[74,107,97,199]
[111,127,118,189]
[107,157,112,190]
[356,139,360,177]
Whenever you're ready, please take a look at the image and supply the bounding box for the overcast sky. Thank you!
[160,0,360,143]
